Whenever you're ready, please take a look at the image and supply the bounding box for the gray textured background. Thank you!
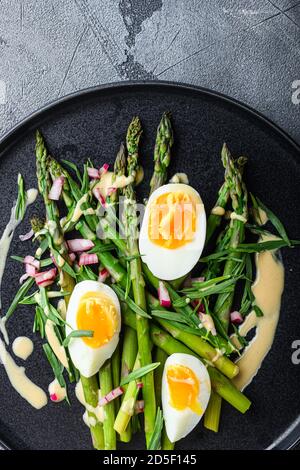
[0,0,300,451]
[0,0,300,142]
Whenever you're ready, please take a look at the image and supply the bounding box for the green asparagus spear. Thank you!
[119,324,138,442]
[150,112,174,195]
[114,354,141,435]
[121,306,251,414]
[204,391,222,432]
[111,344,121,416]
[80,375,104,450]
[123,117,156,447]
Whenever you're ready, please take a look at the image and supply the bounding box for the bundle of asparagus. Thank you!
[4,111,299,451]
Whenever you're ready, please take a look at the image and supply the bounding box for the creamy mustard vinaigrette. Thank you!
[12,336,34,360]
[45,320,69,369]
[0,337,47,409]
[233,235,284,391]
[48,378,66,402]
[0,188,38,314]
[93,171,134,199]
[0,190,48,409]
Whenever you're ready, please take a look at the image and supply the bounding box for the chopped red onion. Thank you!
[182,276,192,288]
[199,312,217,336]
[19,228,34,242]
[135,400,144,414]
[93,187,107,207]
[48,176,65,201]
[191,299,205,314]
[35,267,57,287]
[136,382,143,389]
[98,267,109,283]
[69,252,76,262]
[26,263,37,277]
[78,253,98,266]
[158,281,171,308]
[98,386,124,406]
[87,167,100,179]
[67,238,95,252]
[19,272,30,284]
[230,311,243,325]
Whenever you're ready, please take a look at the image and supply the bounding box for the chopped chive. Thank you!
[120,362,160,387]
[148,407,164,450]
[43,343,66,388]
[61,159,83,185]
[63,329,94,347]
[15,173,27,221]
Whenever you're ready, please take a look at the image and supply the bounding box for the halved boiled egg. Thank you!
[139,184,206,280]
[65,280,121,378]
[162,353,211,443]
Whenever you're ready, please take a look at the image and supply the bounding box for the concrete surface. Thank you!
[0,0,300,451]
[0,0,300,143]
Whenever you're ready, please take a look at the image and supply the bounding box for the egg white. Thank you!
[162,353,211,443]
[65,280,121,378]
[139,184,206,280]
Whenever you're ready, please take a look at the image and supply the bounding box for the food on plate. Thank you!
[162,353,211,442]
[66,280,121,377]
[139,184,206,280]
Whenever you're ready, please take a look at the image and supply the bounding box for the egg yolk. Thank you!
[167,364,202,414]
[148,191,197,249]
[77,291,118,349]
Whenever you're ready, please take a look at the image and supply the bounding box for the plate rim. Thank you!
[0,79,299,451]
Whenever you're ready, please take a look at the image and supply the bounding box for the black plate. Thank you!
[0,82,299,450]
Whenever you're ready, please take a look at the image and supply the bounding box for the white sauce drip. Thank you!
[0,188,38,314]
[233,235,284,391]
[48,378,66,402]
[45,320,69,369]
[169,173,189,184]
[75,380,104,426]
[12,336,33,360]
[211,206,226,216]
[0,337,47,409]
[257,207,268,226]
[93,172,134,199]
